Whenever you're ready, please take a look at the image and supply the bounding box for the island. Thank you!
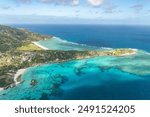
[0,25,137,90]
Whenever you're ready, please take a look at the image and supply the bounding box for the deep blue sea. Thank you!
[0,24,150,100]
[13,24,150,52]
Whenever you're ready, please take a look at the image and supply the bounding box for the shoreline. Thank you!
[0,68,27,91]
[32,42,49,50]
[118,49,137,56]
[120,52,137,56]
[14,68,27,85]
[122,49,138,56]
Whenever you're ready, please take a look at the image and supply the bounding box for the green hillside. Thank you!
[0,25,51,52]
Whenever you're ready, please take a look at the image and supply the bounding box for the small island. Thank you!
[0,25,137,90]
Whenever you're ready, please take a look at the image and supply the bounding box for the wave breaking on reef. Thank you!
[34,36,112,51]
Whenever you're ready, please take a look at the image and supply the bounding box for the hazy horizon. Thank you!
[0,0,150,25]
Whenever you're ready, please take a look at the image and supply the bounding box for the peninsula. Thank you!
[0,25,137,89]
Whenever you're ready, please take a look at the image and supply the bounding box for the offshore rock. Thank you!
[30,79,37,86]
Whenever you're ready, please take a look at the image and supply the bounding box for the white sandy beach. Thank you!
[32,42,49,50]
[0,69,27,91]
[14,68,27,85]
[121,49,138,56]
[0,88,4,91]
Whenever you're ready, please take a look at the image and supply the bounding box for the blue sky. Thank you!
[0,0,150,25]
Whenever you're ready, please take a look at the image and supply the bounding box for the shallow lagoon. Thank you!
[0,50,150,100]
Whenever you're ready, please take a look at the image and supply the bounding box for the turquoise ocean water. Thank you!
[0,25,150,100]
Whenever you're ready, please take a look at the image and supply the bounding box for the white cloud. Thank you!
[130,4,144,13]
[71,0,80,6]
[88,0,103,7]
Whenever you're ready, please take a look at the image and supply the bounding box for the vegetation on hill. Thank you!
[0,25,51,52]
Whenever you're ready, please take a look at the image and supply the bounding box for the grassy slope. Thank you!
[16,43,42,51]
